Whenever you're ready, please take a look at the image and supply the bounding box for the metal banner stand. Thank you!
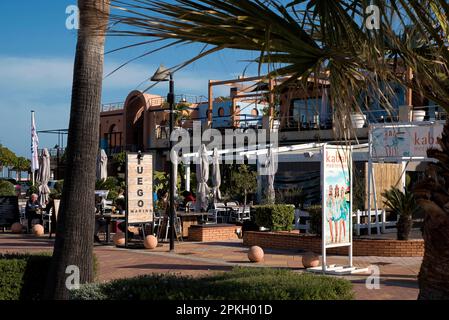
[308,144,368,275]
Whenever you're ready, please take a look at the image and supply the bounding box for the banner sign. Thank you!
[371,123,443,159]
[126,153,153,224]
[322,145,352,248]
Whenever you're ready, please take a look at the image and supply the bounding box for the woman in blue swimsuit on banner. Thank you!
[333,185,340,243]
[326,185,334,243]
[338,186,348,242]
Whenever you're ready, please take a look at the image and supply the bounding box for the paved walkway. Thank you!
[0,233,420,300]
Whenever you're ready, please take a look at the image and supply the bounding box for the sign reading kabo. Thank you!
[126,153,153,224]
[371,123,443,159]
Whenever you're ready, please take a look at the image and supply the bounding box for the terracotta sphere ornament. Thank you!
[113,232,126,246]
[143,235,158,249]
[302,252,320,268]
[11,222,23,234]
[248,246,264,263]
[32,224,44,237]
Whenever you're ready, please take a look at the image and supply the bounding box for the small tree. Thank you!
[13,157,31,180]
[0,181,16,197]
[230,164,257,206]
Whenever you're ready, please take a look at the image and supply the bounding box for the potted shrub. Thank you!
[253,204,295,232]
[350,112,366,128]
[382,186,420,240]
[412,109,426,122]
[307,205,322,236]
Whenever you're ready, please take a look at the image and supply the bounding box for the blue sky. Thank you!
[0,1,261,157]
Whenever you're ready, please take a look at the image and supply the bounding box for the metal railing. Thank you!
[101,102,124,112]
[277,105,447,132]
[101,95,209,112]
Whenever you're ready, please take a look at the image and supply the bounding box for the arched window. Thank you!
[218,107,225,117]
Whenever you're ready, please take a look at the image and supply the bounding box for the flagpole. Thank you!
[31,110,39,187]
[31,110,35,186]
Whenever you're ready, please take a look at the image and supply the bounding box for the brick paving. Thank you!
[0,233,420,300]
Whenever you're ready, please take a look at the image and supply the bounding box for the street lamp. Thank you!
[151,64,175,251]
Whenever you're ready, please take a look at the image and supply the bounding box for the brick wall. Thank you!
[188,224,240,242]
[243,231,424,257]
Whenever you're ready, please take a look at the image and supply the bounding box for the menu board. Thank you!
[126,153,153,224]
[0,196,20,226]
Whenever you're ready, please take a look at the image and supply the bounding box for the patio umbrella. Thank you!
[211,147,222,202]
[96,149,108,181]
[170,148,179,198]
[264,147,277,204]
[195,144,210,212]
[37,148,51,207]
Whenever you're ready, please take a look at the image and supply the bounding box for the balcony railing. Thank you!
[277,105,447,132]
[101,95,209,112]
[101,102,124,112]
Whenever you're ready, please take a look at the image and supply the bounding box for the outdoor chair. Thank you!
[206,209,218,224]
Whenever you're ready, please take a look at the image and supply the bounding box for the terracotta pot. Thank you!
[302,252,320,268]
[248,246,264,263]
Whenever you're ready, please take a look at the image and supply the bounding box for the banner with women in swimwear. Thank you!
[322,145,352,247]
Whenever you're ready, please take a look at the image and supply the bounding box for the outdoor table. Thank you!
[96,213,126,243]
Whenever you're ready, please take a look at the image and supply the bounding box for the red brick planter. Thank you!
[243,231,424,257]
[188,224,240,242]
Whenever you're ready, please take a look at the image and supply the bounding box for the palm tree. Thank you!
[109,0,449,299]
[44,0,110,300]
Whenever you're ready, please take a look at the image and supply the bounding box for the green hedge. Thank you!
[71,267,353,300]
[0,253,51,300]
[0,252,99,300]
[253,204,295,231]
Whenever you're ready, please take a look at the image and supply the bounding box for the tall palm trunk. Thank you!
[414,118,449,300]
[44,0,110,300]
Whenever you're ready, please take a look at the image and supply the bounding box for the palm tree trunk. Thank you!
[44,0,110,300]
[414,118,449,300]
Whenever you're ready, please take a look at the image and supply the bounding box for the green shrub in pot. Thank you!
[253,204,295,231]
[382,186,420,240]
[307,205,322,236]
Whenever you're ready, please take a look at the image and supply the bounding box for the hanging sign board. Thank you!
[126,153,153,224]
[371,123,443,159]
[322,144,352,249]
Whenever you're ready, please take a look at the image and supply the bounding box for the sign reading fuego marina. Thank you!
[371,122,444,159]
[126,153,153,224]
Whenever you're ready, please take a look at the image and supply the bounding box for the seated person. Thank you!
[25,193,42,233]
[182,191,196,206]
[94,195,108,243]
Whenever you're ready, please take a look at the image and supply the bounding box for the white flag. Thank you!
[31,112,39,172]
